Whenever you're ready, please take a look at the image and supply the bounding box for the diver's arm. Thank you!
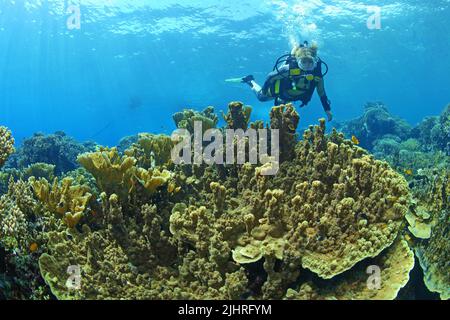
[316,77,333,121]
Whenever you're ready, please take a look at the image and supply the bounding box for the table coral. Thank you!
[285,238,415,300]
[408,168,449,300]
[0,126,15,168]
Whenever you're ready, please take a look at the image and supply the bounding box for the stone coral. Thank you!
[407,168,449,300]
[337,102,412,150]
[173,106,218,134]
[285,238,415,300]
[3,101,444,301]
[124,133,174,168]
[222,101,252,130]
[0,126,15,168]
[78,148,136,199]
[6,131,95,175]
[415,209,449,300]
[30,177,92,228]
[269,104,299,162]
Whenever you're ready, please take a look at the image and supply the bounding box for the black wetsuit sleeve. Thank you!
[317,77,331,112]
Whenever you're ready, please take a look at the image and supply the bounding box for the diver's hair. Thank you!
[292,41,319,59]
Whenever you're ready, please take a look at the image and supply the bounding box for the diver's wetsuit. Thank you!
[250,61,331,112]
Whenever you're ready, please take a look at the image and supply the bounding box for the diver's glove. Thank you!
[241,75,255,87]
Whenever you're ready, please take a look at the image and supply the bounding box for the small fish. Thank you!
[404,169,413,176]
[30,242,39,253]
[351,135,360,145]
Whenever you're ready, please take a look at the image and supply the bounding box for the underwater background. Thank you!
[1,0,450,145]
[0,0,449,301]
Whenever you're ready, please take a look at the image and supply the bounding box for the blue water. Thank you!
[1,0,449,146]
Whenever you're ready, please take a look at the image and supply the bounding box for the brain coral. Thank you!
[0,126,15,168]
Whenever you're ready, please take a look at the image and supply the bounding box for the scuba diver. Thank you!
[232,41,333,122]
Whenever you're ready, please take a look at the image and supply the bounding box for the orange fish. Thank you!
[351,135,360,145]
[30,242,39,253]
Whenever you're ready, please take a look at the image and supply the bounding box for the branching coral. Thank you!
[30,177,92,228]
[269,104,300,162]
[78,148,136,198]
[173,106,218,134]
[0,126,15,168]
[222,101,252,130]
[124,133,174,168]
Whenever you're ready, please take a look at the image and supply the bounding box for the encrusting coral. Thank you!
[0,126,15,168]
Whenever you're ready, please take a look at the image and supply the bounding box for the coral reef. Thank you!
[412,104,450,155]
[269,104,300,162]
[124,133,174,168]
[0,126,15,168]
[222,102,252,130]
[1,102,447,300]
[6,131,95,175]
[337,102,411,150]
[173,106,218,134]
[415,209,449,300]
[406,168,449,299]
[285,238,414,300]
[29,177,92,228]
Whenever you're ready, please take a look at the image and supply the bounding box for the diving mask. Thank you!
[298,56,318,72]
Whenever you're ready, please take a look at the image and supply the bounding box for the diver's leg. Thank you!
[249,81,273,102]
[242,75,274,102]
